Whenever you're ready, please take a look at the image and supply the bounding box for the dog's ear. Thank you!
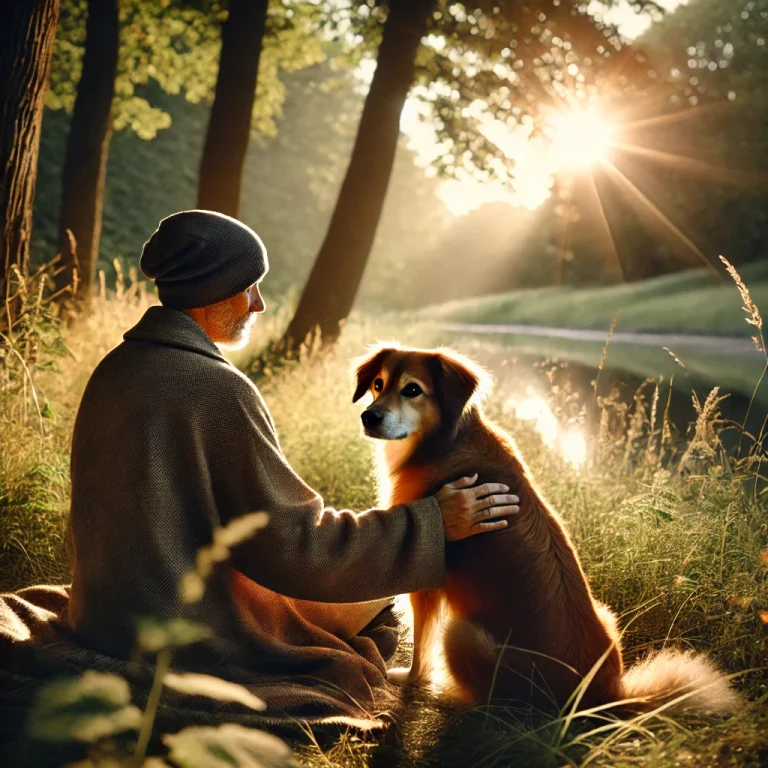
[432,350,488,422]
[352,347,394,403]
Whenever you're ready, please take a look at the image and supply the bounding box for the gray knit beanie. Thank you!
[140,210,268,309]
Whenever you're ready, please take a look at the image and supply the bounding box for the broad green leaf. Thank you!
[136,618,213,653]
[28,671,142,744]
[164,724,295,768]
[163,673,266,711]
[180,512,269,604]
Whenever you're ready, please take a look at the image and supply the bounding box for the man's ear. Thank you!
[351,347,395,403]
[432,349,488,422]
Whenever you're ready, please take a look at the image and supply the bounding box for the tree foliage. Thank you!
[47,0,326,140]
[282,0,660,344]
[407,0,659,185]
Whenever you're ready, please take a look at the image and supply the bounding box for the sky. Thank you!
[397,0,688,215]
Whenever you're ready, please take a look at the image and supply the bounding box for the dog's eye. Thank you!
[401,383,423,398]
[373,378,384,393]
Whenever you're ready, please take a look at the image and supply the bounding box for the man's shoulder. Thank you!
[85,333,243,400]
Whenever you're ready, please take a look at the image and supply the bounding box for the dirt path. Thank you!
[431,321,762,357]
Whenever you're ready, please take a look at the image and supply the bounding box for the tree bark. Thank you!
[56,0,119,299]
[0,0,60,302]
[282,0,434,348]
[197,0,269,216]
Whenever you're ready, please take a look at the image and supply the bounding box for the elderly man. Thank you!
[65,210,518,720]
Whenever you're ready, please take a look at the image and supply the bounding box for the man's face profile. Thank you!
[207,281,266,350]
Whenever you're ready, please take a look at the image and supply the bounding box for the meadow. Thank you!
[1,272,767,767]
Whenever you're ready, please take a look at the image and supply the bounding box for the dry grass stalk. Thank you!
[719,255,764,353]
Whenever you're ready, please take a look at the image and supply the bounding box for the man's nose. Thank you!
[250,293,266,313]
[361,410,384,428]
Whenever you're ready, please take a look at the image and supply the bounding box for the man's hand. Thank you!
[435,474,520,542]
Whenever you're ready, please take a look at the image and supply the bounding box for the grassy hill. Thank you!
[419,261,768,338]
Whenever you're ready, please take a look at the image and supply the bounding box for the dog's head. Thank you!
[352,344,490,442]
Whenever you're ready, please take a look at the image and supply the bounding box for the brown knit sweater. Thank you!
[66,306,445,709]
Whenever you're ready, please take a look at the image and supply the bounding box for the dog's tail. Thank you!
[442,618,499,702]
[444,618,739,716]
[619,649,738,714]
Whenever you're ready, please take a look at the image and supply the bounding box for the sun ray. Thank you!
[581,169,623,281]
[598,158,717,274]
[612,142,767,189]
[622,100,730,132]
[554,178,575,284]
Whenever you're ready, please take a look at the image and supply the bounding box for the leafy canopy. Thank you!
[48,0,327,139]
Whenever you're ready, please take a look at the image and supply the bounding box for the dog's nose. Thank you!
[361,410,383,429]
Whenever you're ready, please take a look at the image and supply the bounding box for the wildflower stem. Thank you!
[133,648,172,764]
[738,360,768,458]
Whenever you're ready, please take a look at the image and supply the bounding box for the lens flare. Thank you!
[560,429,588,469]
[511,392,588,469]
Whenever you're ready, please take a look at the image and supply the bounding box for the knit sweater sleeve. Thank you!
[210,376,446,603]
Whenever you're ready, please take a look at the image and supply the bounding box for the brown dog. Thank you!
[353,344,737,713]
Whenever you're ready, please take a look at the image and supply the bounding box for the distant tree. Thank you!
[407,202,556,302]
[197,0,269,215]
[282,0,658,348]
[1,0,60,305]
[283,0,435,347]
[55,0,119,298]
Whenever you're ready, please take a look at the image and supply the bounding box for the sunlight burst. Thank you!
[549,108,615,171]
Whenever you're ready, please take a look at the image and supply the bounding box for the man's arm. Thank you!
[210,389,444,603]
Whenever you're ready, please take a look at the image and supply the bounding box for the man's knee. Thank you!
[357,603,400,662]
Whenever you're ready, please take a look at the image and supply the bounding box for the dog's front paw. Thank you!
[387,666,420,686]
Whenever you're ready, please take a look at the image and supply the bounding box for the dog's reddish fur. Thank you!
[395,403,623,708]
[353,345,737,713]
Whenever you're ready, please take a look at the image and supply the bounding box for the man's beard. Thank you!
[209,303,256,350]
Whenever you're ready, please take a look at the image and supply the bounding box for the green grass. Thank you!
[1,295,767,767]
[419,261,768,338]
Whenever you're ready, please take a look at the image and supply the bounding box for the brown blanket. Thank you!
[0,585,398,730]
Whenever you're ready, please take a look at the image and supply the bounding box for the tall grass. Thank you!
[0,264,152,590]
[1,276,766,767]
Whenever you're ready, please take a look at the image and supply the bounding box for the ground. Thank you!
[1,284,767,767]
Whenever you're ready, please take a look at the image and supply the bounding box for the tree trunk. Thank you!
[55,0,119,299]
[0,0,60,302]
[197,0,269,216]
[282,0,434,348]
